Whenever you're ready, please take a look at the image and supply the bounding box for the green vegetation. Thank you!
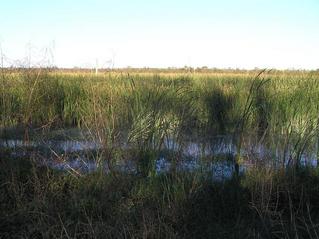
[1,68,319,238]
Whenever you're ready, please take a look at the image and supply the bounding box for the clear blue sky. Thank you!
[1,0,318,69]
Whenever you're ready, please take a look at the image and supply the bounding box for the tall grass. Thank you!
[2,156,319,238]
[1,69,318,137]
[1,68,319,238]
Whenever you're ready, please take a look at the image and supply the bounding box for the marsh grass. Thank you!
[1,68,319,238]
[1,69,318,137]
[80,81,119,173]
[3,156,319,238]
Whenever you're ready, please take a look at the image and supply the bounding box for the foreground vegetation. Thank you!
[1,68,319,238]
[2,156,319,238]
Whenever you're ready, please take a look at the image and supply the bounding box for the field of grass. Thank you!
[1,68,319,238]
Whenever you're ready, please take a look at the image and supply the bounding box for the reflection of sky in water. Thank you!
[1,135,318,180]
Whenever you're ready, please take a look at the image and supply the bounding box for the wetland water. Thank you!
[1,128,318,180]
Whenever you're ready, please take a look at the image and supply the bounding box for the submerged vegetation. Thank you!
[1,68,319,238]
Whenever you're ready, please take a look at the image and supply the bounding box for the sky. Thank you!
[0,0,318,69]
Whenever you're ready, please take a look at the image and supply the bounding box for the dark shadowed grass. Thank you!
[2,156,319,238]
